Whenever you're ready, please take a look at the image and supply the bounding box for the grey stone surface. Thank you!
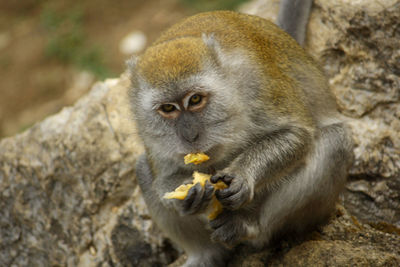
[229,206,400,266]
[307,0,400,227]
[0,77,173,266]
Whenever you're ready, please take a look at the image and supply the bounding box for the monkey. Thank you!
[128,2,353,266]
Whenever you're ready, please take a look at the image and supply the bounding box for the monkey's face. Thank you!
[132,69,251,164]
[130,36,259,164]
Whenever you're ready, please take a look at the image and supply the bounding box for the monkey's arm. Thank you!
[276,0,313,46]
[212,125,312,210]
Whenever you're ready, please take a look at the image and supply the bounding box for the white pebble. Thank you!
[119,31,147,55]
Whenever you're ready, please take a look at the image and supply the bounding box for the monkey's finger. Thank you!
[217,183,250,210]
[216,182,243,199]
[191,181,214,213]
[182,183,202,213]
[210,173,234,185]
[184,182,214,215]
[204,181,215,200]
[210,174,222,183]
[189,183,208,213]
[221,175,234,184]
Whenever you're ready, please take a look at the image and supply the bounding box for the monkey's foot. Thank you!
[209,210,248,247]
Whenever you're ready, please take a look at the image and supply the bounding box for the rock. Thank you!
[229,207,400,266]
[2,70,95,139]
[306,0,400,227]
[307,0,400,180]
[1,0,400,266]
[0,76,176,266]
[239,0,280,21]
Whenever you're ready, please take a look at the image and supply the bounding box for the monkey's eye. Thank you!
[188,94,202,106]
[160,104,176,113]
[158,103,180,118]
[184,92,208,112]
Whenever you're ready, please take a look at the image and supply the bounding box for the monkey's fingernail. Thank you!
[205,180,214,190]
[183,185,197,208]
[210,175,220,183]
[222,175,234,183]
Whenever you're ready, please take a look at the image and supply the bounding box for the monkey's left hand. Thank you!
[211,172,254,210]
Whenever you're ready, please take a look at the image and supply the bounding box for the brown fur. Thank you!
[138,37,210,88]
[136,11,335,127]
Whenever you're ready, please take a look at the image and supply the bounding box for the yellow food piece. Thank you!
[163,184,193,200]
[163,171,228,219]
[192,171,210,186]
[208,198,224,220]
[184,153,210,165]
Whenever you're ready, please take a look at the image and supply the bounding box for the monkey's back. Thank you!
[151,11,339,126]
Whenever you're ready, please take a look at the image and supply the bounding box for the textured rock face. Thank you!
[229,206,400,267]
[307,0,400,227]
[0,77,175,266]
[1,0,400,266]
[308,0,400,180]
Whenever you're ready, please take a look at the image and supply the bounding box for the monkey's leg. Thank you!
[250,123,353,248]
[135,154,230,267]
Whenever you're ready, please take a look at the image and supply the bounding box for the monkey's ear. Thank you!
[202,33,223,66]
[126,56,142,91]
[126,56,138,72]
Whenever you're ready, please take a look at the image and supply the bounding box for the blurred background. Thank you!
[0,0,248,138]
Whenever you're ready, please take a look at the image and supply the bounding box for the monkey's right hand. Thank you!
[169,181,215,216]
[211,172,253,210]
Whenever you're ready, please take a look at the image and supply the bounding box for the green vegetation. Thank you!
[180,0,248,11]
[40,6,111,79]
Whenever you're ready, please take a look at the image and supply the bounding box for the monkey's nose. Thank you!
[177,113,200,143]
[182,130,199,143]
